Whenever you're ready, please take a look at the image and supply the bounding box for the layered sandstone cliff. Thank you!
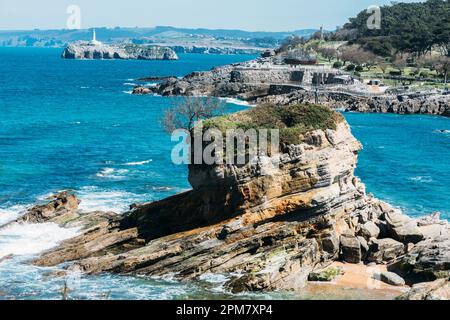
[21,105,448,297]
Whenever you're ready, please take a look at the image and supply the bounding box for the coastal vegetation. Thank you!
[204,104,342,145]
[162,97,225,133]
[337,0,450,57]
[274,0,450,89]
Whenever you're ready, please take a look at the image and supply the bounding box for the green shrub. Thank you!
[389,70,402,76]
[204,104,343,146]
[355,65,364,72]
[308,267,344,282]
[333,61,343,69]
[346,64,356,71]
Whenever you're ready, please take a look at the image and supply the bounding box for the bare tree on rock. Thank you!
[162,96,225,134]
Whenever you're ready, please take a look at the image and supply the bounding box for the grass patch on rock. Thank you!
[204,104,343,145]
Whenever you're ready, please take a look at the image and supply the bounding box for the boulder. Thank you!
[417,212,446,227]
[359,221,380,240]
[398,279,450,300]
[378,271,406,286]
[367,238,405,263]
[340,234,362,264]
[390,238,450,282]
[319,230,340,259]
[17,191,80,223]
[384,211,423,244]
[308,267,344,282]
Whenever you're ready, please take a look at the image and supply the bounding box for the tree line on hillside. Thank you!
[275,0,450,83]
[336,0,450,57]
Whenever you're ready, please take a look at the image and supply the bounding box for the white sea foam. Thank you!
[96,168,129,180]
[0,222,80,259]
[219,97,256,107]
[76,187,140,213]
[151,186,173,192]
[123,159,152,166]
[123,90,133,95]
[0,205,27,227]
[408,176,433,183]
[123,82,138,86]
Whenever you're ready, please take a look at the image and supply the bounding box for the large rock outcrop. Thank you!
[26,105,449,297]
[62,42,178,60]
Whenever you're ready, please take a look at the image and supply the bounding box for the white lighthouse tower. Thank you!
[90,29,102,46]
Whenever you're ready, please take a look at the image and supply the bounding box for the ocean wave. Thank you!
[0,205,27,227]
[76,187,146,213]
[408,176,433,183]
[123,159,152,166]
[123,82,138,87]
[122,90,133,95]
[0,222,80,259]
[151,186,173,192]
[96,168,129,180]
[219,97,256,107]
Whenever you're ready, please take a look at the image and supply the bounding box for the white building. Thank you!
[89,29,102,46]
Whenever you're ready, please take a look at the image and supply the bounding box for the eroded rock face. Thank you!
[398,279,450,300]
[34,120,372,292]
[28,118,449,295]
[18,191,80,224]
[62,43,178,60]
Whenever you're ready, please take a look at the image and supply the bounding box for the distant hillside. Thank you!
[0,26,318,49]
[334,0,450,57]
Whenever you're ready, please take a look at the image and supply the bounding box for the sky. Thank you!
[0,0,423,31]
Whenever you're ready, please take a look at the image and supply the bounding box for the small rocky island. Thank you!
[15,104,450,300]
[62,30,178,60]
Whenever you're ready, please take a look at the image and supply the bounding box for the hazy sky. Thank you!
[0,0,423,31]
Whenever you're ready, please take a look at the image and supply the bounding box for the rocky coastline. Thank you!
[11,106,449,300]
[62,42,178,60]
[132,57,450,117]
[170,46,262,55]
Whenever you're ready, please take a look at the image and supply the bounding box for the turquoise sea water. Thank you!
[0,48,448,300]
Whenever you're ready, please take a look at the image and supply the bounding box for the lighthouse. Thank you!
[90,29,102,46]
